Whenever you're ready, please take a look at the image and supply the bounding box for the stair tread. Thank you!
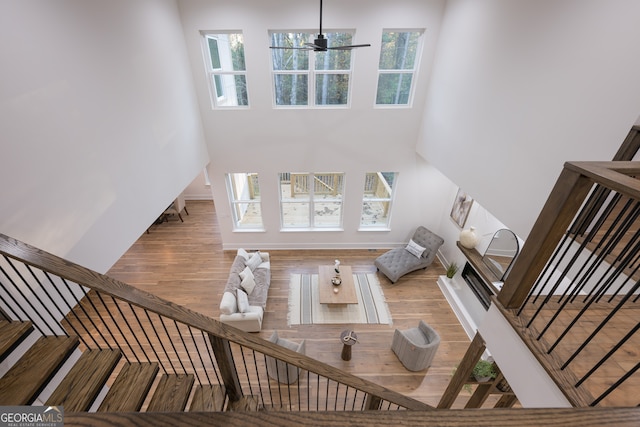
[98,362,159,412]
[147,374,195,412]
[0,335,79,405]
[46,349,122,412]
[0,321,33,363]
[189,384,226,411]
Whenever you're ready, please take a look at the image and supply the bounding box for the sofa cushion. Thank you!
[237,248,250,261]
[237,289,249,313]
[246,252,262,271]
[239,265,253,281]
[220,291,237,315]
[405,239,426,258]
[240,269,256,295]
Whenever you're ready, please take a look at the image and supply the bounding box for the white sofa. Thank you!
[219,249,271,332]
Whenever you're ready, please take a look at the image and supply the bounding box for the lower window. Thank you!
[360,172,397,228]
[226,173,263,229]
[279,172,344,229]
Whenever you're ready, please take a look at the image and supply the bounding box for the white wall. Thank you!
[418,0,640,240]
[0,0,209,272]
[480,304,572,407]
[178,0,447,249]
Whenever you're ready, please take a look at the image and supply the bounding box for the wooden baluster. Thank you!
[208,334,243,402]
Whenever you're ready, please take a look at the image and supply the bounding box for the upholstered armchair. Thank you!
[266,331,306,384]
[391,320,440,371]
[374,226,444,283]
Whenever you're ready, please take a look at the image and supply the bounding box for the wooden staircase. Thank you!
[0,320,228,413]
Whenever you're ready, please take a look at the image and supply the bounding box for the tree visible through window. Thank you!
[226,173,262,229]
[360,172,397,227]
[203,32,248,108]
[279,172,344,228]
[270,32,354,107]
[376,30,423,106]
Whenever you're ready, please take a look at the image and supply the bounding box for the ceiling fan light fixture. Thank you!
[314,34,328,51]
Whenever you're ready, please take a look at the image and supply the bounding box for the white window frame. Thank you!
[279,172,345,230]
[359,172,398,229]
[201,31,249,109]
[375,29,424,108]
[269,31,355,108]
[226,173,263,230]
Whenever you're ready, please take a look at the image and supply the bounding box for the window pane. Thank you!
[227,173,262,229]
[312,173,344,197]
[233,75,249,106]
[213,74,249,106]
[282,202,310,227]
[361,172,397,227]
[312,173,343,227]
[213,75,223,97]
[271,33,310,70]
[316,74,349,105]
[379,31,421,70]
[208,38,221,69]
[376,73,413,105]
[208,34,246,71]
[314,34,352,70]
[228,33,246,71]
[274,74,308,106]
[280,173,309,201]
[234,202,263,228]
[314,202,342,227]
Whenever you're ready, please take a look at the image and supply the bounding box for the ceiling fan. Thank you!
[270,0,371,52]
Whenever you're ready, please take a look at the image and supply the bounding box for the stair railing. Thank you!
[0,234,430,411]
[496,161,640,407]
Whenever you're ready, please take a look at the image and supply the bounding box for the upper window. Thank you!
[226,173,263,229]
[203,32,248,108]
[270,32,354,107]
[360,172,397,228]
[279,172,344,228]
[376,30,423,106]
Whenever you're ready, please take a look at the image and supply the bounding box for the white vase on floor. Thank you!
[459,226,479,249]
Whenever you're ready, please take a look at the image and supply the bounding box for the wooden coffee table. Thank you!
[318,265,358,305]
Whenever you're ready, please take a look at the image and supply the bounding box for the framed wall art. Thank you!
[450,188,473,228]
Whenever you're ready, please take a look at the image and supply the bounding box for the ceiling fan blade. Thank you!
[327,44,372,50]
[270,46,313,50]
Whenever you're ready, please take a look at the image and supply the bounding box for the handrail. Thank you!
[65,406,640,427]
[0,233,430,411]
[495,160,640,407]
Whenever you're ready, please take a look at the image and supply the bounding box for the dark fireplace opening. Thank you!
[461,262,495,310]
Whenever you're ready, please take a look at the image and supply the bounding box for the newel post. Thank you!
[208,334,243,402]
[498,165,593,309]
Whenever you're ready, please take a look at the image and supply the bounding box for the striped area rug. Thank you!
[288,273,392,325]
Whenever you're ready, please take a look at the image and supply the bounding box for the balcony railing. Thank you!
[0,234,430,412]
[497,161,640,407]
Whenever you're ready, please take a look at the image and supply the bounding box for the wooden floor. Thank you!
[107,200,499,408]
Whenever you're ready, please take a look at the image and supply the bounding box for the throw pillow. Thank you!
[239,266,253,281]
[406,238,426,258]
[237,248,250,261]
[241,271,256,295]
[237,289,250,313]
[220,291,237,315]
[246,251,262,271]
